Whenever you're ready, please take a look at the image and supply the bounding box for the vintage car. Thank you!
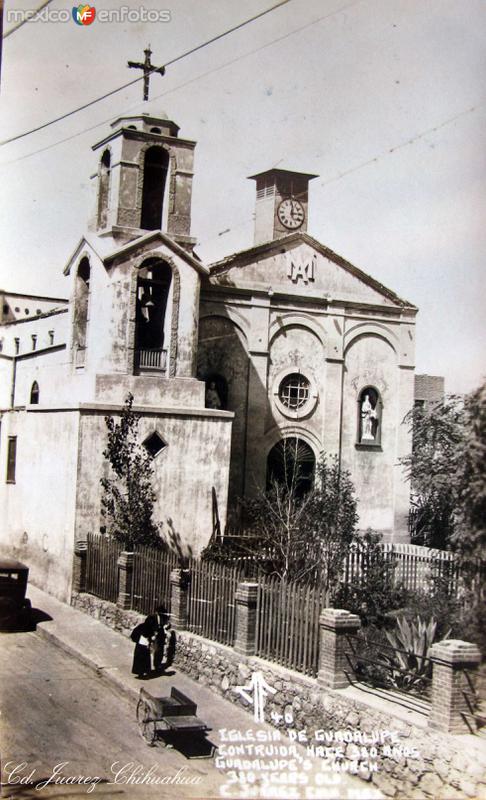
[0,558,30,630]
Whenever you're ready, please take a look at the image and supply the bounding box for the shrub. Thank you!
[332,530,408,627]
[400,571,486,652]
[356,615,449,695]
[381,615,449,692]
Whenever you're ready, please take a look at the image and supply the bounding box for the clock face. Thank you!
[277,198,305,230]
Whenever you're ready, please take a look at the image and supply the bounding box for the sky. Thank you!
[0,0,485,393]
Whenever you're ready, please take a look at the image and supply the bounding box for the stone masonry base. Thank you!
[72,592,486,800]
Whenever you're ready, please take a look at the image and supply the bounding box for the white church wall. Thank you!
[197,313,250,506]
[14,348,70,407]
[0,408,79,601]
[341,332,402,539]
[0,358,14,407]
[74,405,233,557]
[0,308,68,358]
[393,364,415,539]
[69,249,114,376]
[94,374,205,408]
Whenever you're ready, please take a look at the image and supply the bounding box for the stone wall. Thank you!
[72,591,144,637]
[71,591,486,800]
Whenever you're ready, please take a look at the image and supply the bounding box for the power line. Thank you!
[319,102,481,189]
[2,0,53,38]
[1,0,365,167]
[197,102,483,246]
[0,0,293,147]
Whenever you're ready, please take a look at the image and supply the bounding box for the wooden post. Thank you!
[429,639,481,734]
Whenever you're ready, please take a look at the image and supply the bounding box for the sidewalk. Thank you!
[26,584,381,800]
[27,584,258,732]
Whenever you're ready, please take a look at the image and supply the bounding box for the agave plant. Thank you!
[379,615,450,692]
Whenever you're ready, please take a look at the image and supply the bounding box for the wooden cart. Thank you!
[136,686,209,747]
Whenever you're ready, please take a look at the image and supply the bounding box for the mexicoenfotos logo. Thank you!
[72,5,96,25]
[6,6,171,26]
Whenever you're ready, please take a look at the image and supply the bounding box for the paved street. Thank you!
[0,631,226,799]
[0,593,381,800]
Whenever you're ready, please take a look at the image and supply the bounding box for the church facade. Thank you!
[0,110,417,601]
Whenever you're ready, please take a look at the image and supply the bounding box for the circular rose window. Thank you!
[278,373,310,410]
[273,368,318,419]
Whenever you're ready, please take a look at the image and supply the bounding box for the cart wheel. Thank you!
[136,699,157,746]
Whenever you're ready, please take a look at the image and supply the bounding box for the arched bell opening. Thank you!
[140,147,169,230]
[134,258,173,374]
[97,149,111,228]
[73,257,90,367]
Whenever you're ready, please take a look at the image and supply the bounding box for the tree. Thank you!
[452,381,486,560]
[402,382,486,558]
[100,393,164,550]
[401,394,466,549]
[207,445,359,598]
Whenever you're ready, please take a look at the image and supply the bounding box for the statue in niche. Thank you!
[205,380,222,410]
[361,393,378,441]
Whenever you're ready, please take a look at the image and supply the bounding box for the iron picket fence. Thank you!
[85,532,122,603]
[255,576,325,678]
[131,545,180,615]
[186,558,245,646]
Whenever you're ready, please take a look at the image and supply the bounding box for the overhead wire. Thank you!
[2,0,53,38]
[197,102,483,246]
[0,0,365,166]
[0,0,480,257]
[0,0,294,147]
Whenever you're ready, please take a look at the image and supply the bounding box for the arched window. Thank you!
[135,258,172,373]
[204,375,228,410]
[30,381,39,404]
[267,437,315,500]
[73,257,90,367]
[140,147,169,230]
[97,149,111,228]
[357,386,382,445]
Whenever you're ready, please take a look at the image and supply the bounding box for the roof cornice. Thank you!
[208,231,417,310]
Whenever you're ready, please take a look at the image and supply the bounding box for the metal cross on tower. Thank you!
[128,46,165,102]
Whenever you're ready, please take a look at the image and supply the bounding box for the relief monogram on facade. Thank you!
[287,253,317,284]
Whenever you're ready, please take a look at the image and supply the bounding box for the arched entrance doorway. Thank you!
[266,437,315,499]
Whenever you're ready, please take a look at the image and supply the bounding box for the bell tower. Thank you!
[248,168,318,245]
[90,111,196,250]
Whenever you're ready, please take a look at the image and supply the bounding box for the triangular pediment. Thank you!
[64,231,208,277]
[208,232,415,309]
[63,235,106,276]
[103,230,208,275]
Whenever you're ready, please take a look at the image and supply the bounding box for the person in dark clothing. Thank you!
[148,606,171,672]
[130,619,155,678]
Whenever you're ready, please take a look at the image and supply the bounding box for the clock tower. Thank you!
[248,168,318,245]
